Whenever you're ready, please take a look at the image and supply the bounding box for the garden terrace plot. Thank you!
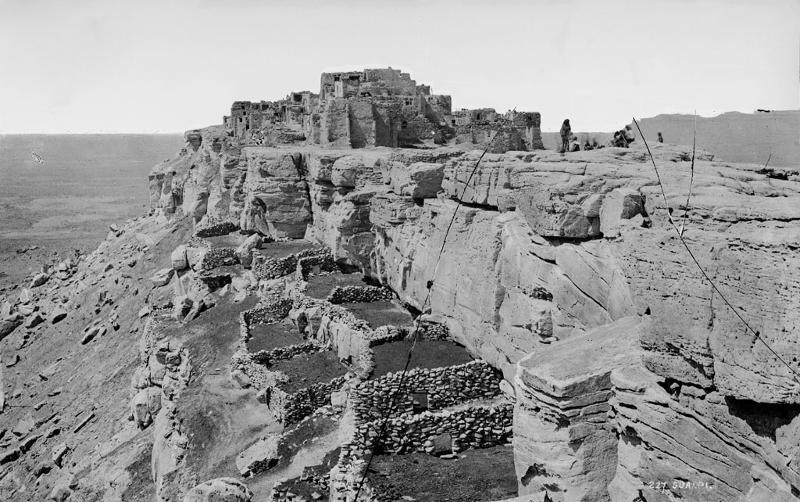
[340,299,413,328]
[254,239,317,260]
[330,402,513,501]
[371,338,474,378]
[304,270,375,300]
[270,350,348,394]
[202,233,248,249]
[246,319,304,353]
[259,349,350,425]
[252,242,332,281]
[367,445,517,502]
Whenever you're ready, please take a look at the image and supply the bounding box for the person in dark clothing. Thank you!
[657,132,664,143]
[560,119,571,154]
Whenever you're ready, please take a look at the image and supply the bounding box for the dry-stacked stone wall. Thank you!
[194,220,239,238]
[351,360,501,423]
[243,300,293,327]
[329,402,513,502]
[326,285,394,304]
[351,403,513,455]
[198,247,238,270]
[283,375,348,425]
[364,325,407,346]
[296,250,337,280]
[253,247,331,280]
[413,319,449,340]
[251,342,323,364]
[231,298,305,389]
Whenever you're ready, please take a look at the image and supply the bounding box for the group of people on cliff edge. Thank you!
[559,119,662,153]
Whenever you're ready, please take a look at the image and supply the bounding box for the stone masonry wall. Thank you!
[351,360,502,423]
[326,284,393,304]
[351,403,513,455]
[283,375,349,425]
[252,247,330,281]
[330,403,513,502]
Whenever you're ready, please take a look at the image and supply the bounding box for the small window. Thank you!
[410,392,428,413]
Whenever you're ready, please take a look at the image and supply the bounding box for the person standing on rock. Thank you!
[657,132,664,143]
[560,119,571,154]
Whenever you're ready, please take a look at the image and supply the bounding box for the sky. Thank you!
[0,0,798,133]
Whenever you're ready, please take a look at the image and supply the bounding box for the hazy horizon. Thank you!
[1,0,798,134]
[1,109,798,135]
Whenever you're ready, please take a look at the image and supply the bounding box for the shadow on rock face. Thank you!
[725,396,800,442]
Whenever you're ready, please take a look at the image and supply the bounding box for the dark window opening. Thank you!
[410,392,428,413]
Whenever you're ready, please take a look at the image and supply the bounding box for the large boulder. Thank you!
[151,268,175,287]
[30,272,50,288]
[330,155,361,188]
[235,234,262,269]
[0,317,22,341]
[390,162,444,199]
[171,245,188,270]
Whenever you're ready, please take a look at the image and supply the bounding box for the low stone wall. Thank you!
[413,319,449,340]
[238,298,294,352]
[329,403,513,502]
[258,374,348,426]
[283,375,348,425]
[251,342,323,364]
[364,325,406,346]
[352,403,513,455]
[194,220,239,238]
[198,247,238,271]
[253,247,331,280]
[296,249,337,280]
[351,360,502,423]
[326,284,393,304]
[242,300,293,326]
[290,295,373,376]
[291,294,454,380]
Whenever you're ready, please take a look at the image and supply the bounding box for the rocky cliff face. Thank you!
[141,127,800,500]
[2,80,799,502]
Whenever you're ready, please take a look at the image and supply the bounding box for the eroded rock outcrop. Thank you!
[5,69,798,502]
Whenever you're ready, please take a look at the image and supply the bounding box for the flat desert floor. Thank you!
[0,134,183,286]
